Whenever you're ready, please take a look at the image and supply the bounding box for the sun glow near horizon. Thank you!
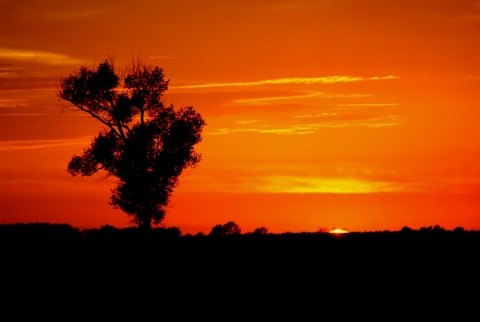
[329,228,349,234]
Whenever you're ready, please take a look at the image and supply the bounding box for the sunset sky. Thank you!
[1,0,479,235]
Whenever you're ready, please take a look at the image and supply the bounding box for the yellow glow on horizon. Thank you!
[329,228,349,234]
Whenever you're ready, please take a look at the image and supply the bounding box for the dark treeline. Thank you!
[2,221,479,316]
[0,221,478,238]
[3,222,480,269]
[0,221,478,239]
[1,222,479,250]
[3,221,479,286]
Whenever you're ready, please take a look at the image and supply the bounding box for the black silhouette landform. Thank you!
[2,222,478,316]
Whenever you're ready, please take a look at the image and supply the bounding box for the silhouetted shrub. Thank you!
[209,221,241,236]
[252,227,268,235]
[453,226,465,233]
[400,226,413,233]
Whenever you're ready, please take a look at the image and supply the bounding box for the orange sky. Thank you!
[1,0,479,234]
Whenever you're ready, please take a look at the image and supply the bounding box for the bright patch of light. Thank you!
[257,176,401,193]
[329,228,349,234]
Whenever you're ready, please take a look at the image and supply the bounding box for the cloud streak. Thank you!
[172,75,398,89]
[0,48,84,66]
[184,173,405,194]
[256,175,402,193]
[148,56,178,60]
[331,103,401,107]
[231,92,390,106]
[232,91,327,105]
[205,114,403,135]
[0,138,91,151]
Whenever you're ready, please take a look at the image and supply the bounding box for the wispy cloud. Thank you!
[1,113,47,116]
[231,92,380,106]
[232,91,326,105]
[331,103,401,107]
[0,99,28,108]
[234,119,260,125]
[0,48,84,66]
[172,75,398,89]
[253,175,480,194]
[256,176,402,193]
[0,48,85,90]
[293,112,338,118]
[148,56,178,59]
[205,114,403,136]
[0,138,91,151]
[185,173,404,194]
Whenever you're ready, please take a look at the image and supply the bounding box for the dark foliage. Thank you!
[208,221,242,236]
[57,58,206,230]
[2,222,478,249]
[252,226,269,234]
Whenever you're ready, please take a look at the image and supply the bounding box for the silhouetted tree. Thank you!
[253,226,268,235]
[453,226,465,233]
[317,226,329,233]
[209,221,242,236]
[57,58,206,230]
[400,226,413,233]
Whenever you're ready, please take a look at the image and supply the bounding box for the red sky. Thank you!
[1,0,479,234]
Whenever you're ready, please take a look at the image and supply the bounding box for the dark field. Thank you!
[2,223,479,317]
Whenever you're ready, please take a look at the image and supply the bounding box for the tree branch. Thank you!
[70,102,122,139]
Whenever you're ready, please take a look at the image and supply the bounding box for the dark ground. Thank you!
[1,223,479,318]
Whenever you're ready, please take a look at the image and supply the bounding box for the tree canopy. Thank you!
[209,221,242,236]
[57,58,206,230]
